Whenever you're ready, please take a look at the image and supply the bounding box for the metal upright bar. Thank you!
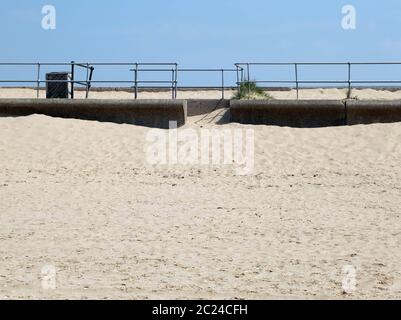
[171,69,175,99]
[174,63,178,99]
[221,69,225,100]
[36,63,41,99]
[70,61,75,99]
[236,65,240,90]
[88,66,94,97]
[134,63,138,99]
[85,63,90,99]
[294,63,299,100]
[347,62,352,98]
[247,63,250,99]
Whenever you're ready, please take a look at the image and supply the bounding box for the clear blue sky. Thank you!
[1,0,401,86]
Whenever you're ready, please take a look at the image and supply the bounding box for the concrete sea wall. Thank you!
[2,98,401,128]
[230,99,401,127]
[230,100,346,127]
[0,99,187,129]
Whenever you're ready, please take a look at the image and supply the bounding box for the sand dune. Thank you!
[1,111,401,299]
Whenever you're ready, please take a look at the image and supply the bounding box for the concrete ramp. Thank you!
[0,99,187,128]
[346,100,401,125]
[187,99,229,116]
[230,100,346,127]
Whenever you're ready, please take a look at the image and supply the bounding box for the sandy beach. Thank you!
[1,100,401,299]
[2,87,401,100]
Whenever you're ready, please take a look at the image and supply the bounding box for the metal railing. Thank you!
[70,62,94,99]
[129,63,178,99]
[0,62,95,99]
[177,68,240,99]
[2,61,401,100]
[0,62,243,100]
[235,62,401,99]
[0,62,179,99]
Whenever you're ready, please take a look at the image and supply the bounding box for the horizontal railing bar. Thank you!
[0,63,72,66]
[0,62,177,66]
[176,86,237,89]
[238,80,297,83]
[134,81,176,84]
[235,62,401,66]
[294,81,350,84]
[84,62,177,66]
[350,80,401,83]
[73,63,93,69]
[239,80,349,84]
[236,63,298,65]
[129,68,238,72]
[0,80,126,83]
[235,63,349,66]
[0,80,176,83]
[130,69,176,72]
[344,62,401,65]
[179,69,238,72]
[238,80,401,84]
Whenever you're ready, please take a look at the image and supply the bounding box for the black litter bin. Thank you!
[46,72,71,99]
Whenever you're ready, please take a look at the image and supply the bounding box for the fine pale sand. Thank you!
[3,87,401,100]
[1,107,401,299]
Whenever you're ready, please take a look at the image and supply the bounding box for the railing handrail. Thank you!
[235,61,401,65]
[0,61,179,99]
[0,62,240,100]
[235,61,401,99]
[2,61,401,100]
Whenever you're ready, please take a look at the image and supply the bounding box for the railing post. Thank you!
[247,63,250,99]
[171,69,175,99]
[36,63,41,99]
[70,61,75,99]
[347,62,352,99]
[294,63,299,100]
[221,69,225,100]
[235,65,240,90]
[134,63,138,99]
[174,63,178,99]
[88,66,94,97]
[85,63,90,99]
